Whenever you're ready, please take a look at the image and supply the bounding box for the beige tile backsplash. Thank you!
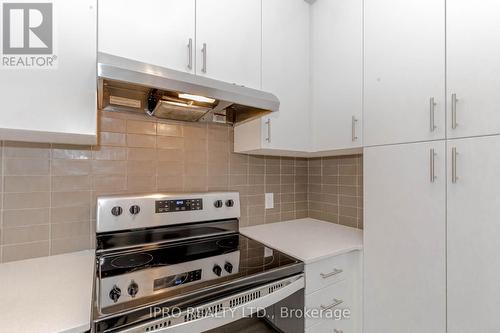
[0,111,363,263]
[308,155,363,229]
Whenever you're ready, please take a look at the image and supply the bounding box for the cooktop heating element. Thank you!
[110,253,154,269]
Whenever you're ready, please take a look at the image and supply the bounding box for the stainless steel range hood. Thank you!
[97,53,279,124]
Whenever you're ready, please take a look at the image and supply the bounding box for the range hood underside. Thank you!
[97,53,279,124]
[98,78,270,124]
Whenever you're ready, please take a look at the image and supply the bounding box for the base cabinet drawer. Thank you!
[305,252,356,294]
[306,320,348,333]
[305,279,353,329]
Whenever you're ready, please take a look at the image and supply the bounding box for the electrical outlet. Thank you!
[265,193,274,209]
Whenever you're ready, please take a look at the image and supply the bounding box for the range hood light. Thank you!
[178,93,216,104]
[165,100,193,108]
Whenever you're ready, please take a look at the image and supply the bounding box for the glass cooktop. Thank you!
[99,233,301,281]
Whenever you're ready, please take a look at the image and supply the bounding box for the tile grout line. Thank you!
[90,144,96,251]
[278,157,282,223]
[0,141,3,262]
[245,153,249,224]
[205,123,208,192]
[48,143,53,255]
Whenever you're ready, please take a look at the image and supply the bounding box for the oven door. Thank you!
[119,274,305,333]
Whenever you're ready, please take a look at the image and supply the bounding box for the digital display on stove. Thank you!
[153,269,202,291]
[155,198,203,213]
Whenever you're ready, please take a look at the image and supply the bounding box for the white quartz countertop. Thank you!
[0,250,95,333]
[240,218,363,264]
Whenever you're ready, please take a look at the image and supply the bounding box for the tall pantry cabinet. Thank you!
[364,0,445,147]
[364,0,500,332]
[447,0,500,138]
[447,136,500,332]
[364,142,446,333]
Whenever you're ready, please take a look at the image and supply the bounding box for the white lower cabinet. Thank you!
[364,141,446,333]
[306,317,348,333]
[305,252,356,294]
[305,280,352,330]
[447,135,500,332]
[304,251,362,333]
[364,135,500,332]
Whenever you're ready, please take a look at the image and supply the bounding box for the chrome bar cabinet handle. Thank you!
[320,268,343,279]
[452,147,458,183]
[187,38,193,70]
[352,116,358,141]
[430,148,436,183]
[430,97,437,132]
[451,93,458,129]
[265,119,271,142]
[201,43,207,73]
[320,299,344,310]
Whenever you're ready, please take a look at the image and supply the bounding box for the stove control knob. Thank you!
[109,285,121,303]
[225,199,234,207]
[111,206,123,217]
[224,262,233,274]
[213,264,222,277]
[129,205,140,215]
[214,200,223,208]
[127,280,139,298]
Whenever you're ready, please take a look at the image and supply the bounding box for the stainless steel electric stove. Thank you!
[92,192,305,333]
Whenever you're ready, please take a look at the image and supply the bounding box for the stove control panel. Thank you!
[97,192,240,233]
[153,269,202,291]
[155,198,203,213]
[99,251,240,309]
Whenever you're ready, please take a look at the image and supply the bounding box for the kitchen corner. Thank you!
[240,218,363,264]
[241,219,363,333]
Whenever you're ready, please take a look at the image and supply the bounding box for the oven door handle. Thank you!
[121,275,305,333]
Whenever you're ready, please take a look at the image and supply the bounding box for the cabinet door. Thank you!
[447,0,500,138]
[364,142,446,333]
[233,0,309,155]
[0,0,97,145]
[98,0,195,73]
[260,0,310,152]
[364,0,445,146]
[310,0,363,151]
[196,0,261,89]
[447,135,500,332]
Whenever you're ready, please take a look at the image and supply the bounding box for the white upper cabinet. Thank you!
[447,0,500,139]
[235,0,365,156]
[0,0,97,145]
[195,0,261,89]
[261,0,310,152]
[234,0,310,154]
[98,0,195,73]
[311,0,363,152]
[364,0,445,146]
[447,135,500,332]
[364,141,446,333]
